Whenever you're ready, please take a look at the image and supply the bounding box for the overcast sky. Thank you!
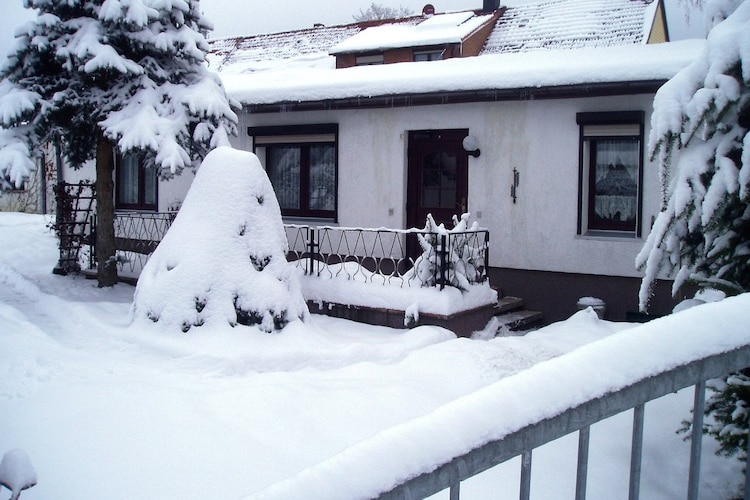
[0,0,704,64]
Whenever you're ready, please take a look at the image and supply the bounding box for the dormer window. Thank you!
[413,49,444,62]
[330,9,501,69]
[355,54,384,66]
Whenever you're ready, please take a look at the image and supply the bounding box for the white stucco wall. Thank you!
[236,93,660,279]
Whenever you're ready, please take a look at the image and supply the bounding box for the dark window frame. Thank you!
[576,111,645,237]
[115,153,158,211]
[355,53,384,66]
[248,124,339,221]
[413,48,445,62]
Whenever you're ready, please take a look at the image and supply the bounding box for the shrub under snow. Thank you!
[0,449,37,500]
[132,147,308,333]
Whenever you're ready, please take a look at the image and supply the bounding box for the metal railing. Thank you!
[90,214,490,291]
[285,225,489,290]
[378,345,750,500]
[109,211,176,276]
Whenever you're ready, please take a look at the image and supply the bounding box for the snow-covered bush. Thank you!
[0,449,37,500]
[411,213,486,292]
[132,147,308,333]
[636,0,750,310]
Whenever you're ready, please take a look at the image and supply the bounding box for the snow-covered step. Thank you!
[495,295,524,314]
[495,309,544,331]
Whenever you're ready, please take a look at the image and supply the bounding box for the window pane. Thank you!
[592,139,639,228]
[144,165,157,207]
[117,155,139,205]
[268,146,301,210]
[422,151,457,209]
[309,144,335,211]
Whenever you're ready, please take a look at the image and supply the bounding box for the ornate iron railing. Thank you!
[90,213,489,290]
[285,225,489,289]
[110,211,177,276]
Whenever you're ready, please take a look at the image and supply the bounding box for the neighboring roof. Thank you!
[329,12,496,55]
[483,0,656,54]
[206,25,359,72]
[206,18,421,72]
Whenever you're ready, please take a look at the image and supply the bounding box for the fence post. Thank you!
[439,234,447,290]
[89,214,96,271]
[687,380,706,500]
[307,227,317,276]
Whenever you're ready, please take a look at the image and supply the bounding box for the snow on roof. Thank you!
[206,25,360,72]
[206,17,422,72]
[221,39,703,107]
[483,0,655,54]
[208,1,689,107]
[329,12,496,55]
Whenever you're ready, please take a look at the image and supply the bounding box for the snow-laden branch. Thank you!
[637,1,750,311]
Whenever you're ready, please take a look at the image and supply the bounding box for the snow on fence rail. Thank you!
[251,295,750,500]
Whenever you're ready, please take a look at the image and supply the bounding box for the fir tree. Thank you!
[0,0,237,287]
[636,0,750,309]
[639,0,750,472]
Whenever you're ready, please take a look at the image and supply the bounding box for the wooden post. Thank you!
[95,132,118,287]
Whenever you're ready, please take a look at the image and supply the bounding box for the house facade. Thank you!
[57,0,702,322]
[208,0,698,321]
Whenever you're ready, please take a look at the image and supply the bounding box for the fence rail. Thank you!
[378,344,750,500]
[93,213,490,290]
[109,211,176,276]
[285,225,489,289]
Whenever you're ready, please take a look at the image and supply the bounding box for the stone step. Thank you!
[494,308,544,332]
[495,295,524,314]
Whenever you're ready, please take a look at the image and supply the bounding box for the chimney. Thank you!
[482,0,500,13]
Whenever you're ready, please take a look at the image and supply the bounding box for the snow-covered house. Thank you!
[204,0,694,322]
[57,0,697,323]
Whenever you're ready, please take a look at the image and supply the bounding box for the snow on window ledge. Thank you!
[577,230,639,240]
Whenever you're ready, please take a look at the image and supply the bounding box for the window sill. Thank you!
[282,216,338,227]
[577,230,640,241]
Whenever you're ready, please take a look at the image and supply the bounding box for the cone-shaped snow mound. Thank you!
[133,146,308,332]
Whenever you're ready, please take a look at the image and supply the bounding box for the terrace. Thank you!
[72,210,504,336]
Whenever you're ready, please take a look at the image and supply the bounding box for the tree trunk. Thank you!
[95,132,118,287]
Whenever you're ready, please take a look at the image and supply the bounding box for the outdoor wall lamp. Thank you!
[463,135,481,158]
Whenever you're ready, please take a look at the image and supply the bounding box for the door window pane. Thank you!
[422,151,457,209]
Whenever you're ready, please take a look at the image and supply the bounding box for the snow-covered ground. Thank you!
[0,212,747,499]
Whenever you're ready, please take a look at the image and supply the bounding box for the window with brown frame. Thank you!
[249,124,338,221]
[577,111,644,237]
[115,153,157,211]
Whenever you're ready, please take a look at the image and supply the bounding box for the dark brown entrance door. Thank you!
[406,129,469,229]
